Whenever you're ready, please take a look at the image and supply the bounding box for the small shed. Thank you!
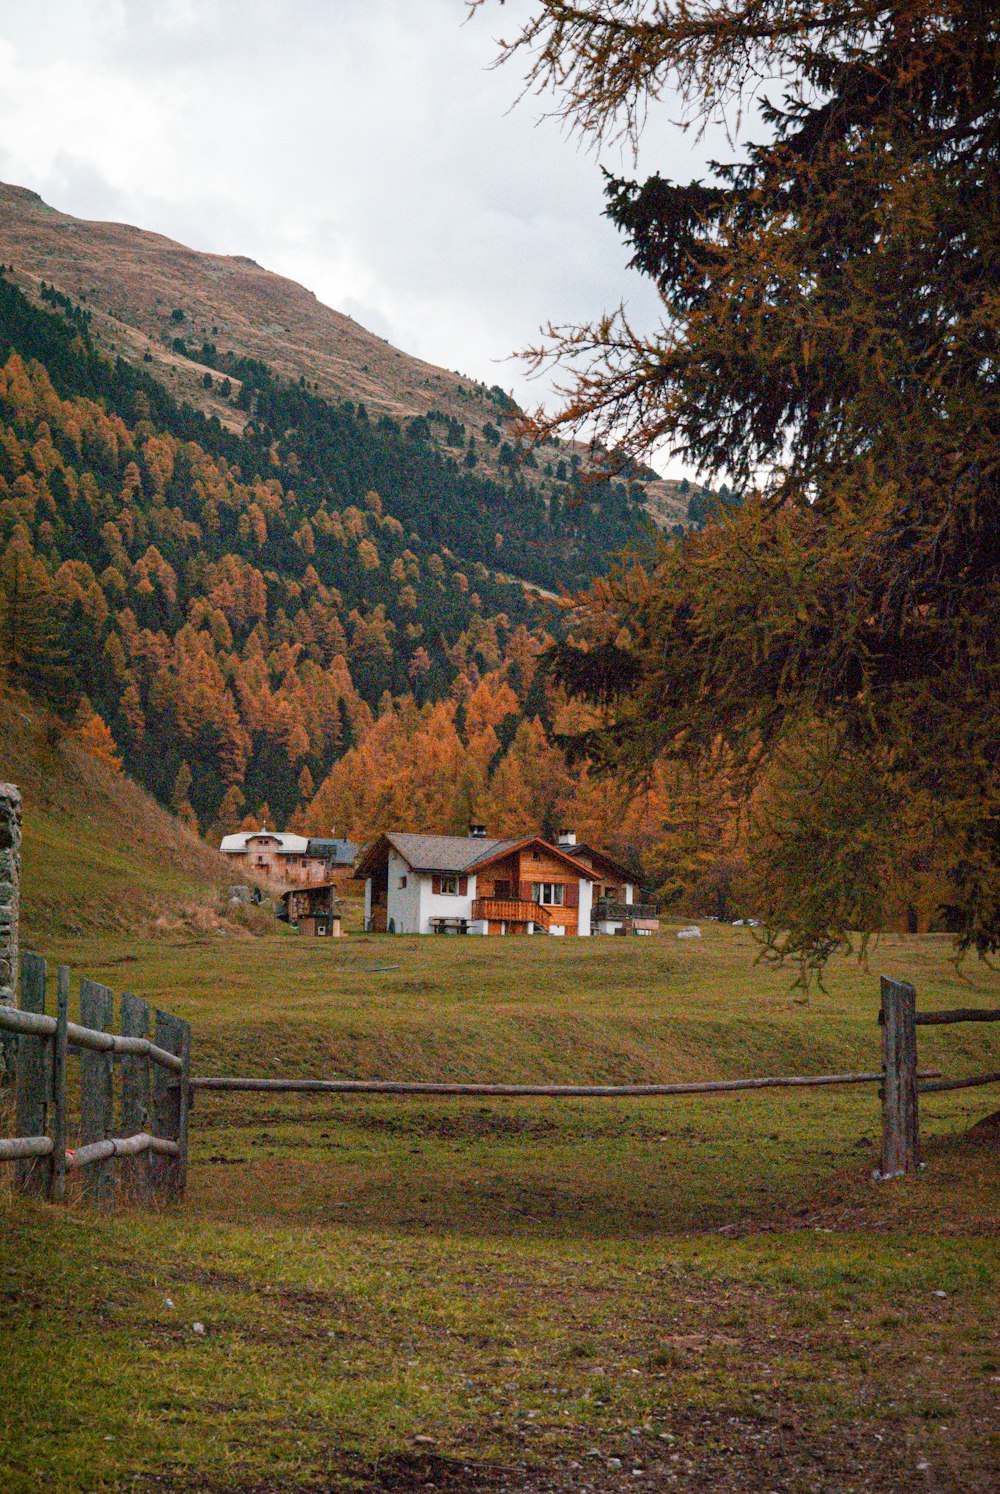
[278,883,342,937]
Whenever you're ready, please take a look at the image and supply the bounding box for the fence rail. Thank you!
[190,1068,941,1099]
[0,1134,53,1161]
[0,1003,183,1071]
[914,1006,1000,1025]
[0,952,189,1206]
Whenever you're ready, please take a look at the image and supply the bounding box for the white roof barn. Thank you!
[219,828,329,890]
[219,830,311,855]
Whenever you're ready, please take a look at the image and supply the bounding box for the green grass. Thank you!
[2,927,998,1491]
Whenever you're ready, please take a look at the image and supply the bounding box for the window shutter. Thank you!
[459,876,468,896]
[432,874,441,895]
[565,880,579,908]
[519,881,533,903]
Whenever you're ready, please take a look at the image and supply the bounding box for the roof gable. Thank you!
[573,844,638,884]
[468,836,596,880]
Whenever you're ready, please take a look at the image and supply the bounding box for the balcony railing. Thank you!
[472,898,552,929]
[594,899,661,922]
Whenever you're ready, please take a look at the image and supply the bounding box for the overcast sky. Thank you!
[0,1,731,474]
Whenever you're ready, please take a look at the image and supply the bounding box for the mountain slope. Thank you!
[0,182,704,535]
[0,182,487,432]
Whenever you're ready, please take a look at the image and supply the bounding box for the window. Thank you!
[532,882,565,906]
[399,875,407,889]
[439,874,459,896]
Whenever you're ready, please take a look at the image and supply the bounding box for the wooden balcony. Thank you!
[472,897,552,930]
[594,898,661,922]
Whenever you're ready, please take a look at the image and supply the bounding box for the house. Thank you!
[356,827,597,936]
[278,882,342,937]
[305,838,359,878]
[219,829,329,888]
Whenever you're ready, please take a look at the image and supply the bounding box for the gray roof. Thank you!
[307,838,359,864]
[573,843,638,882]
[384,832,518,873]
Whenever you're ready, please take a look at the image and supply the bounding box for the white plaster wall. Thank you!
[577,877,593,936]
[416,872,477,934]
[387,849,422,933]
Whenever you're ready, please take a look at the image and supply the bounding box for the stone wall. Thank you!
[0,781,21,1008]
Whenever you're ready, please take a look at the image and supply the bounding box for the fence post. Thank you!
[880,976,919,1177]
[15,952,48,1196]
[0,783,21,1088]
[120,991,152,1205]
[79,979,115,1205]
[49,966,69,1203]
[152,1010,190,1202]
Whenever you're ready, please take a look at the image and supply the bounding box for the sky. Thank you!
[0,1,732,473]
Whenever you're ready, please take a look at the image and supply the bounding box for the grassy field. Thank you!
[1,925,998,1492]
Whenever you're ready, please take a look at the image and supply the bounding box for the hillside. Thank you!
[0,271,651,862]
[0,182,722,539]
[0,185,669,514]
[0,695,227,941]
[0,182,494,434]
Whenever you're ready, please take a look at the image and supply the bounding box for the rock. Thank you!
[676,925,702,939]
[192,1321,206,1335]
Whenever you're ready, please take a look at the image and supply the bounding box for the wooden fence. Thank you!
[4,958,996,1205]
[879,976,1000,1179]
[0,952,190,1204]
[192,977,1000,1188]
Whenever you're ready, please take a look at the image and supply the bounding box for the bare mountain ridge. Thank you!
[0,182,499,431]
[0,181,690,528]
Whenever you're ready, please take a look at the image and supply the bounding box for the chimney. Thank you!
[557,830,577,847]
[469,823,487,839]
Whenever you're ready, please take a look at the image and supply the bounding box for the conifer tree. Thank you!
[483,0,1000,967]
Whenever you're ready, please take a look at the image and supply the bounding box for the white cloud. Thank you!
[0,0,734,473]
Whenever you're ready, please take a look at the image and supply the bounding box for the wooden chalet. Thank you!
[357,828,597,936]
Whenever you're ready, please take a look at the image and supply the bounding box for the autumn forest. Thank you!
[0,269,728,904]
